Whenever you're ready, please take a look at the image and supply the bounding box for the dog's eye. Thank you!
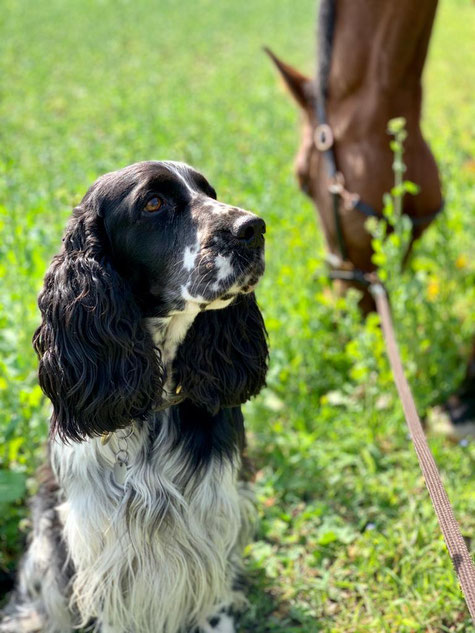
[144,196,163,212]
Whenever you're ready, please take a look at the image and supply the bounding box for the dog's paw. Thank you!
[0,609,44,633]
[201,611,235,633]
[192,606,236,633]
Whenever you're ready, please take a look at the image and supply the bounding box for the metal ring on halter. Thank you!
[314,123,334,151]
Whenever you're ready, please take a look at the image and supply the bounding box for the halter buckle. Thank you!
[328,172,360,210]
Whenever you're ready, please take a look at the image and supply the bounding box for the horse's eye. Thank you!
[145,196,163,212]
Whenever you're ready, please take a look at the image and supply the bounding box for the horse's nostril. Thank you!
[234,217,266,247]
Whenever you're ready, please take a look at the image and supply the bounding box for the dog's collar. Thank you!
[100,385,186,486]
[100,385,185,446]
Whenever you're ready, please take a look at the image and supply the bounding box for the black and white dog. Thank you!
[1,161,268,633]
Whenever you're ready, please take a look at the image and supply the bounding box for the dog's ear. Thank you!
[265,47,314,111]
[32,196,165,442]
[173,293,268,414]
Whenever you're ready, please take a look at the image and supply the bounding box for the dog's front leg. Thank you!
[193,607,236,633]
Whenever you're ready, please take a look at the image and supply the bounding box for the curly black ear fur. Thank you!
[173,293,268,414]
[32,200,165,443]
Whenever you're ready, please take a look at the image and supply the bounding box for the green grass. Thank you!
[0,0,474,631]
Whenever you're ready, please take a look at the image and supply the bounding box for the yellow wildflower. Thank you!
[427,278,440,300]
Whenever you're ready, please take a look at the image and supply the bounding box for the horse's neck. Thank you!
[327,0,438,104]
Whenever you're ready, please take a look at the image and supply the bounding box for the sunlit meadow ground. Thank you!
[0,0,474,631]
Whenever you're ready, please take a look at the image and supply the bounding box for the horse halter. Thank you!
[313,33,444,283]
[313,89,444,278]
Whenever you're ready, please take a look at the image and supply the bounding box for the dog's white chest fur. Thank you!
[51,417,248,633]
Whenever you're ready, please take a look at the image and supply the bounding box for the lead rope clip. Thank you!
[328,172,360,211]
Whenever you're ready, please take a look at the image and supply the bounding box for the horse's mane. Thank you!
[316,0,336,100]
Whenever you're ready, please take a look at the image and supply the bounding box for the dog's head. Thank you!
[98,161,266,315]
[34,161,268,442]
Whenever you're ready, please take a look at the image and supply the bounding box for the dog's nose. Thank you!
[233,217,266,248]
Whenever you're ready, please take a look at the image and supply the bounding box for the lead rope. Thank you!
[369,279,475,623]
[314,4,472,617]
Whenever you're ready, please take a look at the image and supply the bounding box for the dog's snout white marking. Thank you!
[183,247,196,271]
[215,254,233,282]
[183,237,200,271]
[211,254,233,292]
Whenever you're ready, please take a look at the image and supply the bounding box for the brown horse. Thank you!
[267,0,442,312]
[268,0,475,435]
